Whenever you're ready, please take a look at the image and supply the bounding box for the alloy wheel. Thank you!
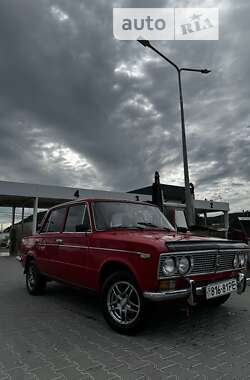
[107,281,140,325]
[27,265,36,290]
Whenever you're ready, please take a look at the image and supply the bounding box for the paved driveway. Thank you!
[0,257,250,380]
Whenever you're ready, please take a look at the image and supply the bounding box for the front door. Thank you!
[56,203,91,287]
[38,207,67,279]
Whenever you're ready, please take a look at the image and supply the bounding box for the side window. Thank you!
[163,207,175,226]
[47,208,66,233]
[175,210,188,229]
[40,213,50,233]
[64,204,90,232]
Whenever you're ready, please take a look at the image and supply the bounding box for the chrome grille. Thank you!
[191,250,217,274]
[158,248,246,278]
[218,250,237,271]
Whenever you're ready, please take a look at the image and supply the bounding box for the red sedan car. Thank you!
[20,199,249,333]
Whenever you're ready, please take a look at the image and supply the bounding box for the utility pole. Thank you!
[137,39,211,226]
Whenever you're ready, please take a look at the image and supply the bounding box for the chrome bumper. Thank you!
[143,273,247,305]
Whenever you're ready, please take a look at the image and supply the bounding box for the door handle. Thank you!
[55,239,64,245]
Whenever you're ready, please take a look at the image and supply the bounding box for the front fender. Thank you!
[98,252,158,293]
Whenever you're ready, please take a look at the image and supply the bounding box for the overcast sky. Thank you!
[0,0,249,224]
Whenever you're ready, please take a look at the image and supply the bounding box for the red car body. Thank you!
[20,198,249,333]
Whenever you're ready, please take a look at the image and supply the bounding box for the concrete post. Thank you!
[21,207,25,235]
[32,197,39,235]
[224,211,229,239]
[12,207,16,229]
[204,212,208,226]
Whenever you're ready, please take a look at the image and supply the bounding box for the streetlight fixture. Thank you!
[138,39,211,226]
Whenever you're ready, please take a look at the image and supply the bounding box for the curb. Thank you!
[0,252,10,257]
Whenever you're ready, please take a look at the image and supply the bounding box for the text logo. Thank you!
[113,8,219,41]
[175,8,219,40]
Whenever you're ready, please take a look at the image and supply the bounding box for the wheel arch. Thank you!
[98,259,141,293]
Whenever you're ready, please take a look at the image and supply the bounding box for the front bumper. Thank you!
[143,273,247,305]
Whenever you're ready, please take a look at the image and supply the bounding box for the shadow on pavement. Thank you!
[43,280,248,337]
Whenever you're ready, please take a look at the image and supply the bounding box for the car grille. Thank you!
[158,241,249,278]
[190,250,236,274]
[191,250,217,274]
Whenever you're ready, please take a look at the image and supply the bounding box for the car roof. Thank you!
[47,198,156,212]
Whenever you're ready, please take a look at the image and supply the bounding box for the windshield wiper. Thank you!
[137,222,172,231]
[137,222,158,228]
[106,225,144,231]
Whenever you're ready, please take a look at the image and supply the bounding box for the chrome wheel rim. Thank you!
[107,281,140,325]
[27,266,36,289]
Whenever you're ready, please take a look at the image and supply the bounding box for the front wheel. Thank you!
[101,271,145,334]
[26,261,47,295]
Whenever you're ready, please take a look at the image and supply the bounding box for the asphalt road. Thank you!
[0,257,250,380]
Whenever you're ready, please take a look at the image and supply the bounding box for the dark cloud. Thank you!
[0,0,249,226]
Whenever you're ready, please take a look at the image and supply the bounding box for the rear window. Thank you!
[47,208,66,233]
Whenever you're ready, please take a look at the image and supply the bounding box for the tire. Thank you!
[101,271,145,334]
[206,294,231,307]
[26,261,47,295]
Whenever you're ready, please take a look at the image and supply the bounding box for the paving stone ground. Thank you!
[0,257,250,380]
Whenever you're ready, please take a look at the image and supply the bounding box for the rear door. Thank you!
[38,207,67,278]
[56,203,91,287]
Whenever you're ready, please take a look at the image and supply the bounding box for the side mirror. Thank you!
[75,224,90,232]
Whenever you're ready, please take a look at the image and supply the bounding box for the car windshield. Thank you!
[92,201,175,231]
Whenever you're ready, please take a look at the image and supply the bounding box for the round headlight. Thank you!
[233,254,239,268]
[239,253,245,267]
[178,256,191,275]
[162,257,176,276]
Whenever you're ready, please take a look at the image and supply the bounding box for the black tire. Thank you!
[206,294,231,307]
[101,271,145,334]
[26,261,47,295]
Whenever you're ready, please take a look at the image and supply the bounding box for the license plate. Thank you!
[206,279,237,300]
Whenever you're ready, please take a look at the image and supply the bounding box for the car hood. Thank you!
[92,229,228,254]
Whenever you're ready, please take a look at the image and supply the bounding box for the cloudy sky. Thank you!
[0,0,249,224]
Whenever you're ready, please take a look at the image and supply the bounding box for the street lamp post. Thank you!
[138,39,211,227]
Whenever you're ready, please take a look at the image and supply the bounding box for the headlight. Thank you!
[239,253,245,267]
[233,254,239,268]
[162,257,176,276]
[178,256,191,275]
